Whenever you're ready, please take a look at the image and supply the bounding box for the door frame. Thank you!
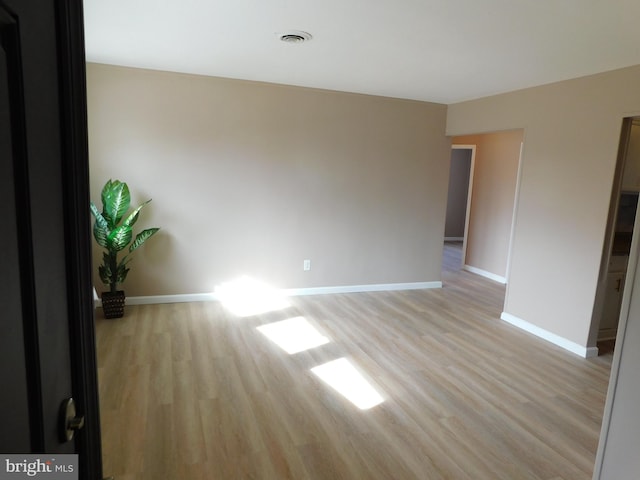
[1,0,100,475]
[55,0,103,477]
[590,118,636,345]
[593,124,640,476]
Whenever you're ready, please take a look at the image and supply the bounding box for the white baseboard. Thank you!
[463,265,507,284]
[444,237,464,242]
[500,312,599,358]
[94,281,442,309]
[94,292,215,308]
[127,293,216,306]
[282,281,441,296]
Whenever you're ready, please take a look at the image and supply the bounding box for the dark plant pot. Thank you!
[101,290,126,319]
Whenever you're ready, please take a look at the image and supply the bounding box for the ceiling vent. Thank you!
[278,31,312,43]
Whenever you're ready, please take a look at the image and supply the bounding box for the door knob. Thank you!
[59,397,85,442]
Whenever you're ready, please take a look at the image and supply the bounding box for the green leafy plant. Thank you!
[90,179,160,293]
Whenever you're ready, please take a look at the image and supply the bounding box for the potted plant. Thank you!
[90,179,159,318]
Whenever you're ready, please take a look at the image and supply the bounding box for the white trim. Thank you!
[500,312,598,358]
[444,237,464,242]
[94,292,215,308]
[585,347,600,358]
[462,264,507,284]
[94,282,442,308]
[282,282,441,296]
[128,293,216,305]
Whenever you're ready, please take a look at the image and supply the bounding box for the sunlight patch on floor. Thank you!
[214,276,290,317]
[257,316,330,354]
[311,357,384,410]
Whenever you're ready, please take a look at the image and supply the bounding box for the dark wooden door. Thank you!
[0,0,102,477]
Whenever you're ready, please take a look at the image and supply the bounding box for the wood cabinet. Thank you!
[599,255,629,340]
[599,270,625,340]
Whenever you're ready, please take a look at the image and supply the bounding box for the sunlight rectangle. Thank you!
[311,358,384,410]
[214,276,290,317]
[257,316,330,354]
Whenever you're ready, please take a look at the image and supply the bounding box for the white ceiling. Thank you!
[83,0,640,104]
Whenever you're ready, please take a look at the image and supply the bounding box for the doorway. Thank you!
[593,117,640,350]
[443,146,474,273]
[445,130,523,285]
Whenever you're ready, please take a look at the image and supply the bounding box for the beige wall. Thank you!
[447,64,640,349]
[86,63,451,297]
[452,131,522,279]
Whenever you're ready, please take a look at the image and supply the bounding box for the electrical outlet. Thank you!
[303,259,311,271]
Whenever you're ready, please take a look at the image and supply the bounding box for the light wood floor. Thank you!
[96,242,612,479]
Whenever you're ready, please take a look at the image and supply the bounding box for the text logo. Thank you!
[0,455,77,479]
